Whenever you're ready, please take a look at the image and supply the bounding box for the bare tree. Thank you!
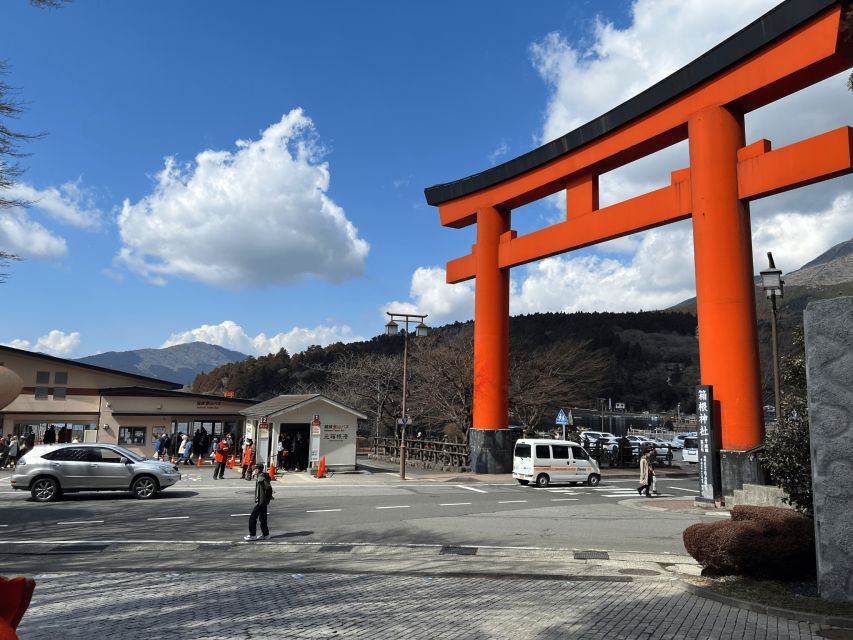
[318,352,402,439]
[509,340,608,432]
[408,327,474,442]
[1,2,69,281]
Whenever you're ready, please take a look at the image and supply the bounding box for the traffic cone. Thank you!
[228,453,236,469]
[197,453,204,467]
[170,453,176,464]
[268,462,276,481]
[0,576,36,635]
[317,456,326,479]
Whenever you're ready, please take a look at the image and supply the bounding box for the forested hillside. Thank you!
[192,310,700,439]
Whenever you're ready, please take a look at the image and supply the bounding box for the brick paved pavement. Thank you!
[17,571,834,640]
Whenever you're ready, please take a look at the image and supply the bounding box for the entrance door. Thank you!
[278,424,309,471]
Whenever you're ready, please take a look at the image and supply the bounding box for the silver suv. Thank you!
[10,444,181,502]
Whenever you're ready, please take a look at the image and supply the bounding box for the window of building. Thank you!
[53,387,67,401]
[118,426,147,446]
[36,371,50,385]
[54,371,68,385]
[34,387,48,400]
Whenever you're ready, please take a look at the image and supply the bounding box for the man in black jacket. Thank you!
[244,464,273,541]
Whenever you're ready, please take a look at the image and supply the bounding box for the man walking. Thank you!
[213,438,229,479]
[244,464,273,541]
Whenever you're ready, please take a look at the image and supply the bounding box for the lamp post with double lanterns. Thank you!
[759,252,784,423]
[385,311,429,480]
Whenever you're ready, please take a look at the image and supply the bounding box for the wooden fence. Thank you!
[371,437,469,472]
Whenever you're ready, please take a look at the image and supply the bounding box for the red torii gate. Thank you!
[424,0,852,479]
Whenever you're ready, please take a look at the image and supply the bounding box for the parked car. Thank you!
[626,435,670,460]
[669,433,696,450]
[682,436,699,464]
[591,436,620,455]
[10,444,182,502]
[578,431,615,445]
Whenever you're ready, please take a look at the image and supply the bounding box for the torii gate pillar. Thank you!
[690,106,765,490]
[470,206,512,473]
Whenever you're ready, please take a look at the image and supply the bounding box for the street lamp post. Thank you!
[385,311,429,480]
[759,252,784,423]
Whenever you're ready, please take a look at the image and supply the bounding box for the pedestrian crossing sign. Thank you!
[555,409,569,425]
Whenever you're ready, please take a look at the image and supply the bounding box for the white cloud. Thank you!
[117,109,369,288]
[499,0,853,314]
[6,180,102,229]
[384,266,475,326]
[751,193,853,275]
[161,320,364,356]
[488,140,509,165]
[530,0,780,145]
[0,208,67,258]
[2,330,81,357]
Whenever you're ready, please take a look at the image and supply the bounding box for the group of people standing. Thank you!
[155,428,224,466]
[0,434,26,469]
[276,432,308,471]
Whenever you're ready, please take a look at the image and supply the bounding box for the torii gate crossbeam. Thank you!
[424,0,853,482]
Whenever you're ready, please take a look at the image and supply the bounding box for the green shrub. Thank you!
[760,330,813,516]
[683,505,815,579]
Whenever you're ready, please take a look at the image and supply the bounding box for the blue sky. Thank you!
[1,0,851,358]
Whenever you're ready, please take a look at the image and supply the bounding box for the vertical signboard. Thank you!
[310,414,321,463]
[695,385,721,504]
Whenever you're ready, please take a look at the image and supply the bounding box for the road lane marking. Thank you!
[306,509,342,513]
[376,505,410,510]
[498,500,527,504]
[229,513,251,517]
[668,487,700,493]
[439,503,471,506]
[56,521,104,525]
[551,498,578,502]
[147,516,190,521]
[456,485,487,494]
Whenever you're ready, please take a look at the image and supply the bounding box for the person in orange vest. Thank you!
[213,438,229,480]
[240,439,255,481]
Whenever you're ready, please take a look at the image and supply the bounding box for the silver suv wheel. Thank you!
[131,476,158,499]
[31,477,60,502]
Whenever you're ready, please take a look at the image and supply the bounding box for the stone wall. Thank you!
[804,296,853,602]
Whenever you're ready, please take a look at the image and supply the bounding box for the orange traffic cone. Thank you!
[228,453,236,469]
[0,576,36,635]
[268,462,276,481]
[197,453,204,467]
[317,456,326,479]
[170,453,176,464]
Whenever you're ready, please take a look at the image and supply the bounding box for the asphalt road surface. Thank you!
[0,470,713,554]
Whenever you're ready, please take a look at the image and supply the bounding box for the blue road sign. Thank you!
[555,409,569,425]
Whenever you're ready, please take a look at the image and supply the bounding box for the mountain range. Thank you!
[75,341,249,385]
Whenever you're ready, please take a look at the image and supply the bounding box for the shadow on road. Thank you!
[21,490,200,503]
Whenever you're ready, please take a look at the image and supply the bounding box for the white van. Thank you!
[512,438,601,488]
[682,436,699,464]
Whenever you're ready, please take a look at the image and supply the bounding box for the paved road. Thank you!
[3,464,846,639]
[15,570,833,640]
[0,469,714,554]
